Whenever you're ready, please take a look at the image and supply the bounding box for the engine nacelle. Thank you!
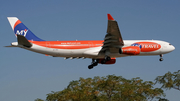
[119,46,140,55]
[98,58,116,64]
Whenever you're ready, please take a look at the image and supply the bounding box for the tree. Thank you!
[44,75,165,101]
[34,98,44,101]
[155,70,180,91]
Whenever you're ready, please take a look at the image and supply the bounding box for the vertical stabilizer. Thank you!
[7,17,44,41]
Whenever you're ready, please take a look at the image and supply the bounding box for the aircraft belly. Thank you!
[27,44,95,57]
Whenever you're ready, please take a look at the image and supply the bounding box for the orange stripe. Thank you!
[29,40,103,49]
[14,20,22,29]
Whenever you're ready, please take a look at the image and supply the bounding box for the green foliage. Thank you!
[34,98,44,101]
[156,97,169,101]
[155,70,180,91]
[45,75,165,101]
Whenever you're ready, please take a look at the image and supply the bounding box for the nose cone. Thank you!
[171,45,175,51]
[167,45,175,52]
[162,44,175,54]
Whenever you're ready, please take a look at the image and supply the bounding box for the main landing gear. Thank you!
[159,54,163,61]
[88,56,111,69]
[101,56,111,64]
[88,59,99,69]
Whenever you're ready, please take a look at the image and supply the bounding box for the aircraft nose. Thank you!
[168,44,175,52]
[171,45,175,51]
[162,44,175,54]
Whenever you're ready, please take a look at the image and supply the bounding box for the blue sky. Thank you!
[1,0,180,101]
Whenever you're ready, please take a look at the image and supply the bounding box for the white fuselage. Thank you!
[11,40,175,59]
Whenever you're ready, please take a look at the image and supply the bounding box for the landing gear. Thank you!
[88,65,94,69]
[88,56,111,69]
[159,54,163,61]
[159,58,163,61]
[88,59,99,69]
[101,56,111,64]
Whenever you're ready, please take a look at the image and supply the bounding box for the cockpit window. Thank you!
[169,43,172,45]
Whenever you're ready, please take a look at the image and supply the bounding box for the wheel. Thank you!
[159,58,163,61]
[93,62,98,66]
[88,65,93,69]
[106,56,111,61]
[160,54,163,57]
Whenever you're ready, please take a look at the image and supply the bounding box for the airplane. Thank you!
[6,14,175,69]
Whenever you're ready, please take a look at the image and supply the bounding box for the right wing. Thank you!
[101,14,124,54]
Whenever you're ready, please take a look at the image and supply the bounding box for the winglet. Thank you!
[107,14,115,20]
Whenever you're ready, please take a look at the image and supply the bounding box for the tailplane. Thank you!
[7,17,44,41]
[17,35,32,47]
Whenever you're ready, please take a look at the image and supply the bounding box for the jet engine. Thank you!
[119,46,140,55]
[98,58,116,64]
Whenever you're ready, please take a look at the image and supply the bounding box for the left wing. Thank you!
[101,14,124,55]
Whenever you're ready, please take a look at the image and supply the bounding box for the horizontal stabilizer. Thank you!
[17,35,32,47]
[4,45,18,47]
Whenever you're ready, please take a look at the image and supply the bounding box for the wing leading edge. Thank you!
[101,14,124,54]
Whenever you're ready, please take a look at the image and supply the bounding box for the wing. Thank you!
[101,14,124,55]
